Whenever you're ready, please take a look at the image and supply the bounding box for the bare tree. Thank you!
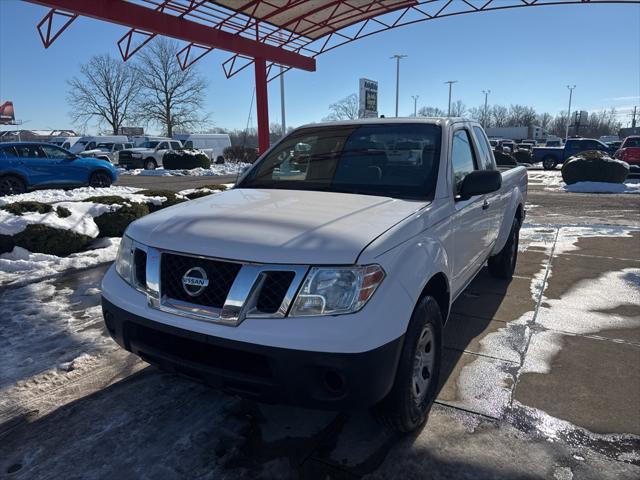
[450,100,467,117]
[491,105,509,128]
[135,38,209,136]
[417,106,446,117]
[507,104,537,126]
[323,93,359,121]
[536,112,553,130]
[67,54,140,134]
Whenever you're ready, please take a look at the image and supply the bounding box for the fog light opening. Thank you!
[323,370,345,394]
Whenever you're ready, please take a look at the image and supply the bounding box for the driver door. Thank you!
[450,128,494,296]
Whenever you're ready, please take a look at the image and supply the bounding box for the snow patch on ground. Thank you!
[563,180,640,194]
[119,163,249,177]
[0,238,120,287]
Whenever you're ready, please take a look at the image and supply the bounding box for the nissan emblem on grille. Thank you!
[181,267,209,297]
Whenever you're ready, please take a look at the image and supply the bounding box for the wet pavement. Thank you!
[1,170,639,479]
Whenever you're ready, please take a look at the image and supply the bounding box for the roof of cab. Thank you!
[298,116,476,130]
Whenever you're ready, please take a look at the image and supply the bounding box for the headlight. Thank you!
[290,265,385,317]
[115,234,134,285]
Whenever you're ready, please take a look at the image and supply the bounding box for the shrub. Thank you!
[185,190,214,200]
[1,201,53,216]
[56,206,72,218]
[223,146,259,163]
[493,150,517,166]
[0,234,14,254]
[561,150,629,185]
[163,149,211,170]
[514,150,532,164]
[13,224,93,256]
[83,195,130,205]
[140,189,186,212]
[93,202,150,237]
[198,184,228,191]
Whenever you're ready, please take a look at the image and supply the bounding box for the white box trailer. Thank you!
[485,126,546,142]
[173,133,231,162]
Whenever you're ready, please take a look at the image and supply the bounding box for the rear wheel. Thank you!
[0,175,26,196]
[373,296,443,433]
[144,158,157,170]
[542,156,557,170]
[488,216,521,279]
[89,170,112,188]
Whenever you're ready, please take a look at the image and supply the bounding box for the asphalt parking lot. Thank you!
[1,170,639,479]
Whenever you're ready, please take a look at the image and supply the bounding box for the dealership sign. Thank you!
[359,78,378,118]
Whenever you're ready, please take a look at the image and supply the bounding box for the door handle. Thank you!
[482,200,490,210]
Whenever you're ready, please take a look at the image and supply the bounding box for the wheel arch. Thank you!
[418,272,451,323]
[0,170,29,186]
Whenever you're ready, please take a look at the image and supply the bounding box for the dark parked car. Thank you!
[532,138,617,170]
[0,142,118,196]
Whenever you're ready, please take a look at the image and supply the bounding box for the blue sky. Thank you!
[1,0,639,134]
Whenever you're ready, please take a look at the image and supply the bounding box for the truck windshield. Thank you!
[238,123,442,200]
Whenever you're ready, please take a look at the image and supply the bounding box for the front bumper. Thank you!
[119,156,145,169]
[102,297,404,410]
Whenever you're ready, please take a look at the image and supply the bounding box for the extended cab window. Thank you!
[239,123,442,200]
[472,126,495,170]
[451,129,478,195]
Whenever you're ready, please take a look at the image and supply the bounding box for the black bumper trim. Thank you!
[101,298,404,410]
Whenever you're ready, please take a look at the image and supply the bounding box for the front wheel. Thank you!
[488,216,520,279]
[89,170,112,188]
[373,296,443,433]
[144,159,157,170]
[542,156,557,170]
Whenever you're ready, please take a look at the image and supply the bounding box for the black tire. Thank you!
[488,216,521,279]
[144,158,157,170]
[373,296,443,433]
[89,170,112,188]
[542,156,557,170]
[0,175,27,196]
[215,155,225,164]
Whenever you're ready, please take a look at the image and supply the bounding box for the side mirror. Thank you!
[458,170,502,201]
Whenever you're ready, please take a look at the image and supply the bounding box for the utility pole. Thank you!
[482,89,491,127]
[565,85,576,140]
[411,95,419,117]
[632,105,637,128]
[390,54,407,117]
[445,80,457,117]
[279,66,286,137]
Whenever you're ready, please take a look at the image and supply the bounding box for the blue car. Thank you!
[0,142,118,196]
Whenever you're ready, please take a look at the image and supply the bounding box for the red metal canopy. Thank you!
[25,0,640,153]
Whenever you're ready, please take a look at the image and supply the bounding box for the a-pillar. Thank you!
[254,57,269,154]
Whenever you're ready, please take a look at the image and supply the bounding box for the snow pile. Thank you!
[0,201,113,237]
[0,186,151,205]
[563,180,640,194]
[0,239,120,287]
[119,162,249,177]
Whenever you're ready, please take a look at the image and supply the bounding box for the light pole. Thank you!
[445,80,457,117]
[482,89,491,127]
[411,95,419,116]
[565,85,576,140]
[390,54,407,117]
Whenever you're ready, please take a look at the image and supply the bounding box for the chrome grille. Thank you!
[141,246,308,326]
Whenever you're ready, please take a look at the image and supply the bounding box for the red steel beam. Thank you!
[254,57,270,154]
[25,0,316,71]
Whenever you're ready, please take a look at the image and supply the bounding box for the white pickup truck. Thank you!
[101,118,527,432]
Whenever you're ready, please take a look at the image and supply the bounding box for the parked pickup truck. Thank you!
[101,118,527,432]
[118,139,184,170]
[532,137,616,170]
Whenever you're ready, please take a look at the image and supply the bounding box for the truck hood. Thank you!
[127,188,427,264]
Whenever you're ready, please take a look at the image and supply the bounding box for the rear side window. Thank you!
[170,141,181,150]
[0,146,17,158]
[451,130,478,195]
[15,145,45,158]
[473,126,495,170]
[41,145,74,159]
